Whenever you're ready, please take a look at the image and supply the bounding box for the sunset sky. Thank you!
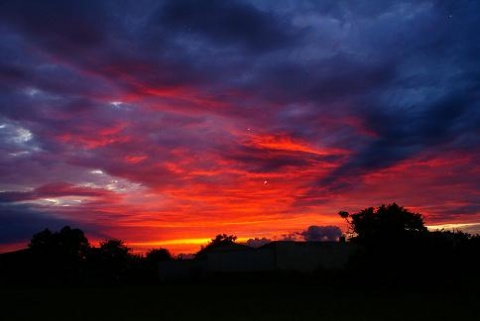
[1,0,479,254]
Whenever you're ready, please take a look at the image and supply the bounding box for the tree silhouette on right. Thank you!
[339,203,430,289]
[340,203,427,244]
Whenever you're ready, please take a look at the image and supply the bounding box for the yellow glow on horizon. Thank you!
[426,222,480,231]
[130,238,211,247]
[129,236,251,247]
[125,236,254,255]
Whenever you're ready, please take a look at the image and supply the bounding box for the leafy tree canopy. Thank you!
[145,248,172,263]
[29,226,90,260]
[339,203,427,244]
[97,239,131,261]
[195,234,237,259]
[205,234,237,248]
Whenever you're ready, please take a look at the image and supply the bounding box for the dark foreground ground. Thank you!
[2,282,479,321]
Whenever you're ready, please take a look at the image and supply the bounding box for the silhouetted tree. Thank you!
[87,239,134,284]
[29,229,54,249]
[98,239,131,260]
[28,226,90,283]
[196,234,237,259]
[339,204,430,289]
[340,203,427,244]
[29,226,90,257]
[337,204,480,290]
[423,229,480,289]
[140,248,173,283]
[204,234,237,249]
[145,248,173,263]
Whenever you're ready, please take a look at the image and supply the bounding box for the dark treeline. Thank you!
[0,226,173,286]
[1,203,480,290]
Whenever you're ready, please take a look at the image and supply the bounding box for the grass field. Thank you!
[2,282,479,321]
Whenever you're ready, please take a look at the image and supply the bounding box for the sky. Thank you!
[1,0,479,254]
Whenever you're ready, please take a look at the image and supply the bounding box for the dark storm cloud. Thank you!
[439,203,480,218]
[252,56,395,105]
[229,146,313,173]
[290,1,480,194]
[0,204,69,243]
[0,63,27,85]
[0,203,104,244]
[0,0,108,52]
[156,0,297,52]
[1,0,478,180]
[321,91,480,189]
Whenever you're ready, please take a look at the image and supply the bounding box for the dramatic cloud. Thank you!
[300,226,342,242]
[278,225,343,242]
[156,0,298,52]
[245,237,272,248]
[1,0,479,253]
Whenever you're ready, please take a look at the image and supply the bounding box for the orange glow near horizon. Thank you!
[1,130,478,256]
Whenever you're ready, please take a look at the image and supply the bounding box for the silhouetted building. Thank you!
[207,241,357,274]
[158,241,358,281]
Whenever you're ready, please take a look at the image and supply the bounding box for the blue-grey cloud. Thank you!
[0,203,104,245]
[155,0,298,52]
[300,225,342,242]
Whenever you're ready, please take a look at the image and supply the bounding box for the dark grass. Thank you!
[2,282,479,321]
